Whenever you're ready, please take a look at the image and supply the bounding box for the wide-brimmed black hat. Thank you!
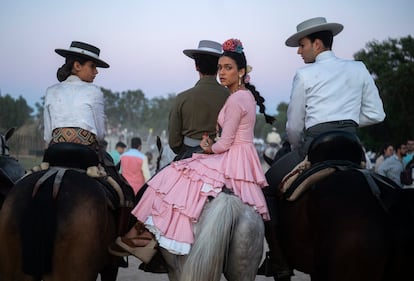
[55,41,110,68]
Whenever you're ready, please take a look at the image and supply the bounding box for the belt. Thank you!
[183,136,201,147]
[322,120,358,126]
[306,120,358,138]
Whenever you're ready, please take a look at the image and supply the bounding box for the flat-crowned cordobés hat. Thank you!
[285,17,343,47]
[55,41,110,68]
[183,40,222,59]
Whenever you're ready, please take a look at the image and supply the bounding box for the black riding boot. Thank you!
[258,190,292,281]
[258,221,292,280]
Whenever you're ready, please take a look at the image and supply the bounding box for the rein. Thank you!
[33,167,85,199]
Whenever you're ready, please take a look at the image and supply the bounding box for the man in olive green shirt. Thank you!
[169,40,229,158]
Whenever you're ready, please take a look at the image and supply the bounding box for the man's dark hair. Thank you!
[194,54,219,75]
[115,141,127,149]
[307,30,334,49]
[395,142,406,152]
[131,137,142,149]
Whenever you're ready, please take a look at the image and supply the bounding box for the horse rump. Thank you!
[0,168,117,281]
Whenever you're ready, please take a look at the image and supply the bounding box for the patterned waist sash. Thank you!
[50,127,97,146]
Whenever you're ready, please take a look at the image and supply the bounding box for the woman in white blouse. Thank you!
[43,41,109,148]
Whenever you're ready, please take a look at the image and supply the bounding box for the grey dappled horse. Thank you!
[160,191,264,281]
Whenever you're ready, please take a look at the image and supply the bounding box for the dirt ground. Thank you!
[98,256,310,281]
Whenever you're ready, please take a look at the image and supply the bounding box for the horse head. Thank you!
[0,127,26,183]
[1,127,16,156]
[0,127,26,208]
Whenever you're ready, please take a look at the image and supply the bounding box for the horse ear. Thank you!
[5,127,16,141]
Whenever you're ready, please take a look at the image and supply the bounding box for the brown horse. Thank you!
[266,131,414,281]
[0,143,121,281]
[0,127,26,208]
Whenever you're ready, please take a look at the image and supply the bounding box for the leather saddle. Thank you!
[282,131,398,210]
[43,142,99,170]
[307,130,365,165]
[39,142,121,208]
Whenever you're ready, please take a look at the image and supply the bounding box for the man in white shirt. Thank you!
[267,16,385,189]
[259,17,386,279]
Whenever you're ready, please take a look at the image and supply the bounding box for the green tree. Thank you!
[102,88,121,128]
[103,88,177,138]
[144,94,176,136]
[0,94,33,132]
[274,102,288,136]
[254,102,288,140]
[354,36,414,149]
[103,88,148,134]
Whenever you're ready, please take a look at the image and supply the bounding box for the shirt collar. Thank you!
[65,75,83,82]
[315,50,336,62]
[392,154,403,162]
[195,75,219,86]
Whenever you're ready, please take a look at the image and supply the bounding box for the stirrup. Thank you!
[114,236,157,264]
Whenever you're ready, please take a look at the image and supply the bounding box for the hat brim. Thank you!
[285,23,343,47]
[55,49,110,68]
[183,49,222,59]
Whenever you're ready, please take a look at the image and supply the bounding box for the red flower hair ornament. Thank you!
[222,39,243,53]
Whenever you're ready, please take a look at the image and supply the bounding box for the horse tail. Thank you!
[181,192,242,281]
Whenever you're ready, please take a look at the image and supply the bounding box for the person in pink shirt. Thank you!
[120,137,151,195]
[109,38,274,263]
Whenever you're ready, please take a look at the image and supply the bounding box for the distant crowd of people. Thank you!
[369,139,414,188]
[108,138,156,195]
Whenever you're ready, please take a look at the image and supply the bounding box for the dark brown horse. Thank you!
[0,127,26,208]
[0,143,121,281]
[266,131,414,281]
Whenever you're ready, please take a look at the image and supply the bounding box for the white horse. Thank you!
[152,137,265,281]
[160,191,264,281]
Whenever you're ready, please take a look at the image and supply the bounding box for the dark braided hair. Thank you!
[222,51,275,125]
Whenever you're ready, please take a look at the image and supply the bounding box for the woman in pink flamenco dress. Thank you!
[109,38,275,262]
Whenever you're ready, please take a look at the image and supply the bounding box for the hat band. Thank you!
[198,47,222,53]
[68,47,100,59]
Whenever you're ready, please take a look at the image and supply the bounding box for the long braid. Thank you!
[245,83,275,125]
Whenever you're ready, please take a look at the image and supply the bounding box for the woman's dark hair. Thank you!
[56,56,89,82]
[222,51,275,125]
[307,30,334,49]
[194,54,219,75]
[377,143,393,156]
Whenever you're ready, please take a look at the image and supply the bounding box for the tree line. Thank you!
[1,36,413,152]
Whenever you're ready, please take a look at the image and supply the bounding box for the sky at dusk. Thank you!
[1,0,413,115]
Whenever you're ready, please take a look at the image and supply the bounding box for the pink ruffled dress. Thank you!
[131,89,269,255]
